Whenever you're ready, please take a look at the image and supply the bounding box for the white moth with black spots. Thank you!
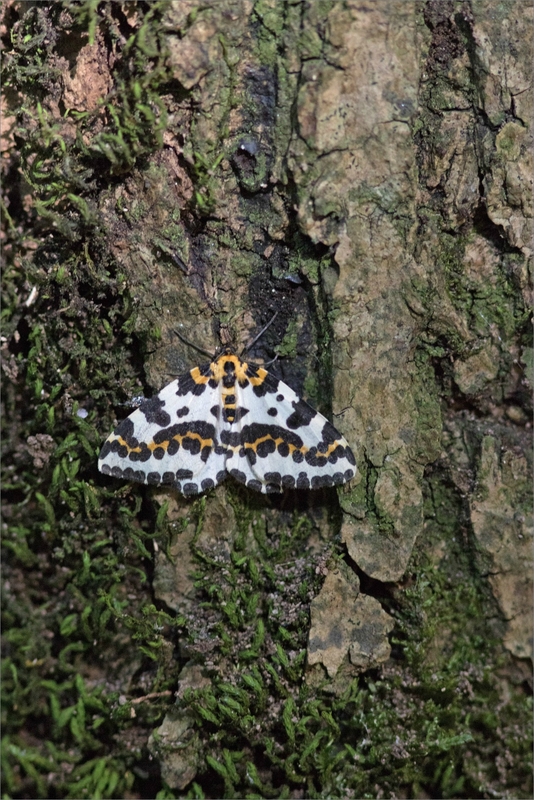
[98,348,356,495]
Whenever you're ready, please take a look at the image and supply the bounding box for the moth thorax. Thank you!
[222,360,236,388]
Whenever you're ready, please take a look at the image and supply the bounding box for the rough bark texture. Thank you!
[2,1,532,798]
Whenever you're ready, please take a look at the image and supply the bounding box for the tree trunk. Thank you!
[2,1,531,798]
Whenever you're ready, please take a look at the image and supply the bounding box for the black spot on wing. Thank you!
[267,407,277,417]
[309,469,353,488]
[232,406,249,423]
[333,444,351,464]
[265,483,283,494]
[166,438,179,456]
[321,420,342,444]
[310,474,335,488]
[257,438,276,458]
[113,418,136,444]
[220,430,241,447]
[109,465,146,483]
[123,466,146,482]
[252,372,279,397]
[128,442,152,462]
[139,396,171,427]
[285,398,316,430]
[149,421,216,463]
[281,474,295,489]
[176,406,189,418]
[175,364,211,397]
[239,423,304,452]
[175,469,194,480]
[229,468,247,486]
[264,471,282,487]
[304,448,329,467]
[345,446,356,466]
[99,440,113,460]
[152,420,216,445]
[296,473,310,490]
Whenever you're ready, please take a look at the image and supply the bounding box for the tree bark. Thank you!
[2,1,531,797]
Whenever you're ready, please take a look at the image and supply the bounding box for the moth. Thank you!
[99,348,356,495]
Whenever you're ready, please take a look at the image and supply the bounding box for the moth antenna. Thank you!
[241,312,278,356]
[173,328,214,359]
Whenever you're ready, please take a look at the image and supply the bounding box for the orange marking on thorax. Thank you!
[207,353,268,387]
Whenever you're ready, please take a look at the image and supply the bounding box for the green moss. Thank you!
[175,511,533,800]
[494,121,525,158]
[4,1,171,251]
[441,231,528,342]
[2,7,184,794]
[250,3,282,67]
[176,472,526,799]
[186,148,226,214]
[409,222,529,367]
[229,251,255,279]
[274,318,299,359]
[170,477,526,797]
[410,359,443,462]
